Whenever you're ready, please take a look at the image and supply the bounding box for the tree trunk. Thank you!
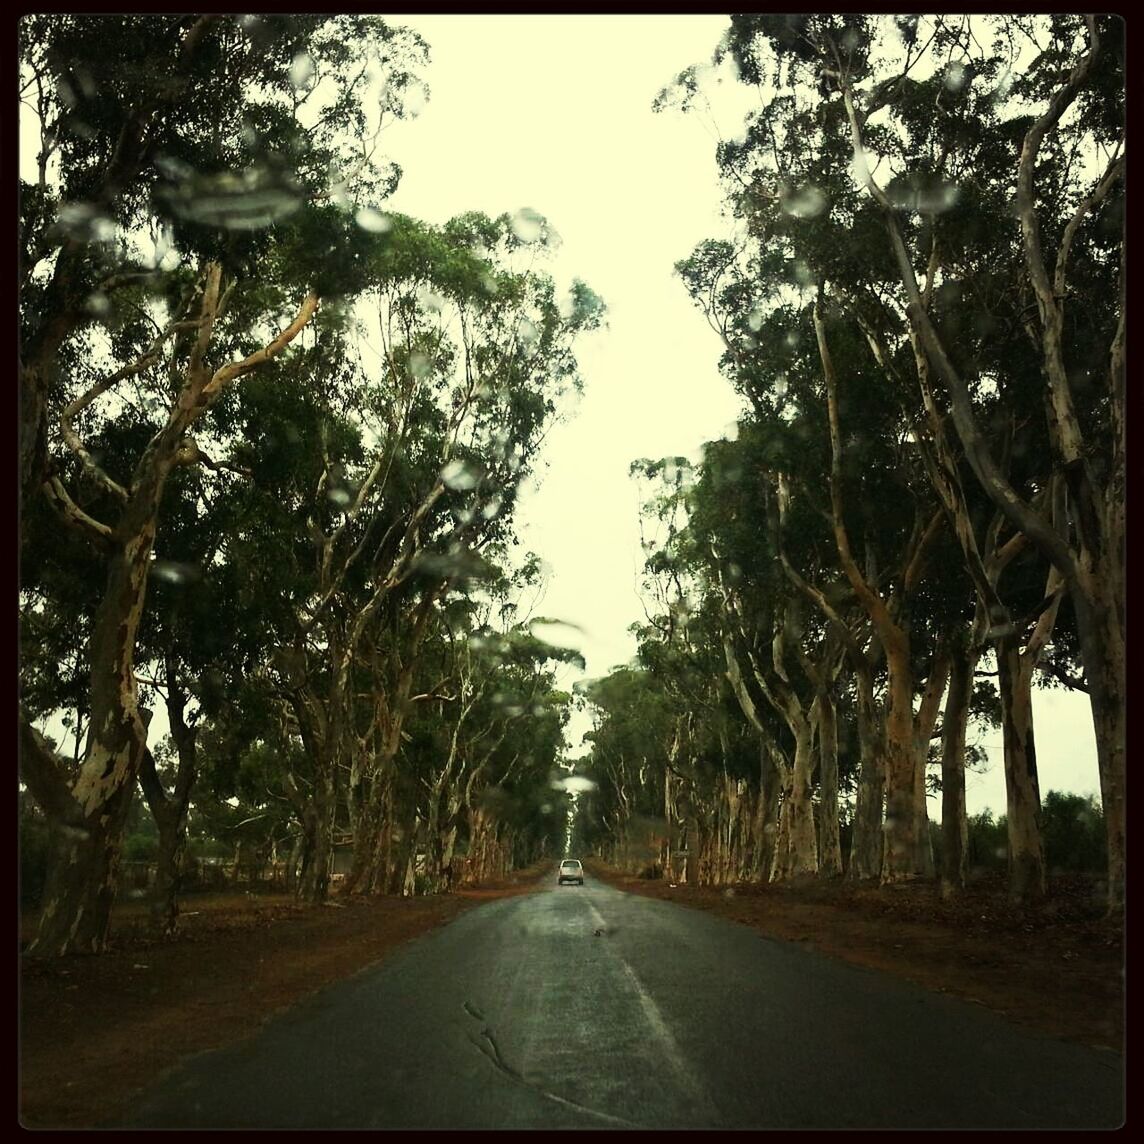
[148,802,187,936]
[772,721,818,880]
[34,778,138,957]
[298,765,335,902]
[939,646,974,896]
[847,674,884,881]
[1073,562,1125,912]
[26,537,156,955]
[813,692,843,877]
[139,661,198,935]
[881,636,922,883]
[996,634,1046,903]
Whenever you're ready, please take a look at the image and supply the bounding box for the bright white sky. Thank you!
[378,14,1101,817]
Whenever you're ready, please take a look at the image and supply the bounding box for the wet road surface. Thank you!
[122,873,1124,1129]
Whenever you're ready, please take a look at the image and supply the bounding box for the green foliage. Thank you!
[1041,791,1106,874]
[966,810,1009,872]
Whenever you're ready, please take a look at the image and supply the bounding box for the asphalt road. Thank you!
[121,872,1124,1129]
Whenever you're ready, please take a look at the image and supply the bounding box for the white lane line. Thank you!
[586,901,708,1109]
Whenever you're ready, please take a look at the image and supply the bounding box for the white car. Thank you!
[557,859,584,885]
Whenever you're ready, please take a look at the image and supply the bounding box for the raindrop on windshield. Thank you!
[481,497,502,520]
[518,317,539,345]
[510,208,544,243]
[158,167,302,231]
[85,293,111,317]
[790,260,817,287]
[781,185,828,219]
[441,460,479,491]
[888,181,961,214]
[408,352,433,380]
[417,285,446,314]
[289,52,317,92]
[152,559,202,586]
[355,207,392,233]
[56,203,118,243]
[400,81,429,117]
[944,61,968,92]
[529,619,584,650]
[991,69,1015,103]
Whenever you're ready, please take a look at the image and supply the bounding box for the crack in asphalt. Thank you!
[462,1001,639,1128]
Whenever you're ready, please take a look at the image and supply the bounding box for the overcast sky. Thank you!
[378,14,1101,816]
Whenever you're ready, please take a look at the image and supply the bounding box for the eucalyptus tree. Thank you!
[579,667,675,874]
[594,457,783,886]
[407,586,583,894]
[253,211,603,901]
[673,234,959,885]
[18,13,429,955]
[702,13,1124,907]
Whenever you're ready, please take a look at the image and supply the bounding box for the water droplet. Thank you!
[417,285,446,314]
[154,154,195,182]
[158,166,302,231]
[152,559,202,586]
[510,208,544,243]
[518,317,539,345]
[850,144,874,191]
[529,619,584,651]
[944,61,968,92]
[781,185,828,219]
[991,69,1015,104]
[57,77,78,109]
[399,81,429,117]
[408,352,432,380]
[441,460,479,490]
[56,203,117,243]
[290,52,317,92]
[747,304,765,332]
[355,207,392,233]
[481,497,502,520]
[790,260,817,287]
[85,293,111,317]
[784,330,801,350]
[888,181,961,214]
[774,373,788,397]
[328,486,353,508]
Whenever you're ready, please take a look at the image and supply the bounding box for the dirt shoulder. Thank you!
[20,864,1123,1130]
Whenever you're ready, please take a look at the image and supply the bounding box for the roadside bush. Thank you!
[1041,790,1106,874]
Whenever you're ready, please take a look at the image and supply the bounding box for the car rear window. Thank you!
[561,861,580,869]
